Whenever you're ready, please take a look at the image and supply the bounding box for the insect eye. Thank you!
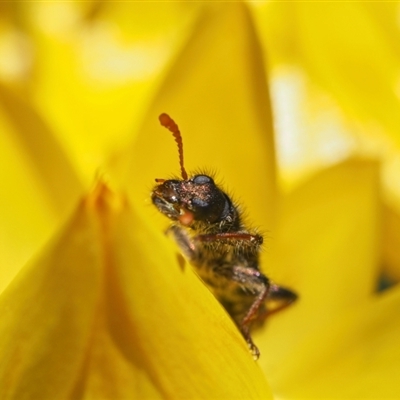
[191,198,208,208]
[192,175,213,185]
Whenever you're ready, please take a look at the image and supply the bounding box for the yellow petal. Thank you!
[277,158,380,306]
[281,285,400,399]
[252,2,400,206]
[0,188,103,399]
[0,83,82,293]
[297,4,400,147]
[115,2,277,232]
[255,3,400,146]
[28,2,200,183]
[0,182,272,399]
[259,159,380,391]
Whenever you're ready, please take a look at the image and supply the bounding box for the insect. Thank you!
[151,113,297,359]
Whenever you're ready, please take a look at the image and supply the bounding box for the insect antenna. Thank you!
[158,113,188,180]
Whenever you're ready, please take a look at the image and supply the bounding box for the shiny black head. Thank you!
[152,174,234,227]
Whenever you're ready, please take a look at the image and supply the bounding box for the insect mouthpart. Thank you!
[152,181,180,218]
[152,180,196,226]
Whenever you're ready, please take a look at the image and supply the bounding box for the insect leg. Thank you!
[259,283,298,319]
[166,225,197,260]
[229,266,270,360]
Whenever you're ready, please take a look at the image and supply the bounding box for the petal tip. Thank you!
[83,178,127,214]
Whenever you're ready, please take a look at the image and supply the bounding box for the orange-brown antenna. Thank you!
[159,113,188,180]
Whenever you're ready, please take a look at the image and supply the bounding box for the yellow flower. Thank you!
[0,2,399,399]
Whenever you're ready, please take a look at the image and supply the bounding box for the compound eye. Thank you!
[191,197,209,208]
[192,175,213,185]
